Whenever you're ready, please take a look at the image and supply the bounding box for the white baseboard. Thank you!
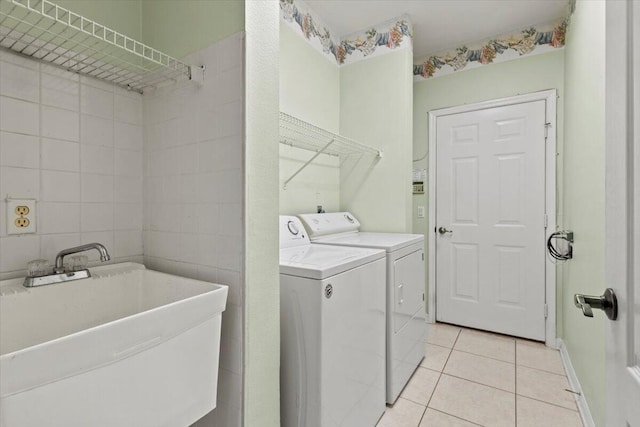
[557,339,596,427]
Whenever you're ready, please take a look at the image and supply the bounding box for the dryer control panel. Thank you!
[298,212,361,239]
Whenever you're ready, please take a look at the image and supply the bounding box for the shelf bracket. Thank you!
[283,139,335,189]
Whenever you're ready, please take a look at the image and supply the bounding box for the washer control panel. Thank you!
[279,216,310,249]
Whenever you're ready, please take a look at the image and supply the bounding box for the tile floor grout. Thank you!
[429,407,485,426]
[379,323,584,427]
[426,371,580,413]
[429,340,571,377]
[415,327,461,426]
[515,393,581,412]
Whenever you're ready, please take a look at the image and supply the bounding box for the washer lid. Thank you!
[313,232,424,253]
[279,244,385,280]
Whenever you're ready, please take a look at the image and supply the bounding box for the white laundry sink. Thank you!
[0,262,228,427]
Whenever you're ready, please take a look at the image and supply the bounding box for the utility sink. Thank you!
[0,262,228,427]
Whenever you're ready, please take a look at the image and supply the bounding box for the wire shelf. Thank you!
[0,0,194,93]
[280,112,382,189]
[280,112,383,158]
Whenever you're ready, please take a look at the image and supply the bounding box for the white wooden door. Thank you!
[435,100,547,340]
[604,1,640,424]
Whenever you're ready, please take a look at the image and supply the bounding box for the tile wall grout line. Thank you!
[112,78,116,259]
[78,77,84,250]
[515,334,518,427]
[38,57,43,260]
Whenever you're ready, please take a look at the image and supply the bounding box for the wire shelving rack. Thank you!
[280,112,383,189]
[0,0,197,93]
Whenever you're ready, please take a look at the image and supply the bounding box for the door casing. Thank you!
[427,89,558,347]
[604,0,640,424]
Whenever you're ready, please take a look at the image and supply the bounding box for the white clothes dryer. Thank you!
[298,212,427,404]
[279,216,386,427]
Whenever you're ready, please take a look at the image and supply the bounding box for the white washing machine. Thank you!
[279,216,387,427]
[298,212,426,404]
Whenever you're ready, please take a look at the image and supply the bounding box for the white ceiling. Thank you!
[304,0,570,59]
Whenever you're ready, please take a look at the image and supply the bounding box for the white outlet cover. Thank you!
[417,206,425,218]
[7,199,37,235]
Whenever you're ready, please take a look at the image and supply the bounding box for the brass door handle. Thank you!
[574,288,617,320]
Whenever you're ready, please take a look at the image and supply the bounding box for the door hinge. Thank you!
[422,252,425,261]
[544,213,548,228]
[544,122,551,139]
[544,304,548,319]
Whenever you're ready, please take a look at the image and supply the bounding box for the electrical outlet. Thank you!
[15,217,30,227]
[15,205,30,216]
[7,199,36,235]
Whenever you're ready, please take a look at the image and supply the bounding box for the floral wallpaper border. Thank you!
[280,0,574,78]
[280,0,412,66]
[413,19,568,80]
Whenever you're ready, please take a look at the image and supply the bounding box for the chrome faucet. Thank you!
[24,243,111,288]
[54,243,111,274]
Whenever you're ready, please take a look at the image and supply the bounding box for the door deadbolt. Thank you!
[438,227,453,235]
[574,288,618,320]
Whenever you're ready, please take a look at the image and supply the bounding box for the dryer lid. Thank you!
[314,232,424,252]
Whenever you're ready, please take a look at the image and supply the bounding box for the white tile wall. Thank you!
[1,166,40,199]
[81,114,114,147]
[143,33,245,427]
[41,105,79,141]
[41,139,80,172]
[41,72,79,111]
[81,85,114,119]
[1,33,244,427]
[0,50,144,279]
[0,96,39,135]
[41,170,80,202]
[0,132,39,169]
[0,61,39,102]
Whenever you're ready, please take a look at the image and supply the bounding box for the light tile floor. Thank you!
[377,323,584,427]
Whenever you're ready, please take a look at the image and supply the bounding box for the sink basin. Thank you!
[0,262,228,427]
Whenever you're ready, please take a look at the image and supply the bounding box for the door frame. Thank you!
[604,0,640,424]
[427,89,558,347]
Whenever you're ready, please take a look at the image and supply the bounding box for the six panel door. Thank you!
[435,100,547,340]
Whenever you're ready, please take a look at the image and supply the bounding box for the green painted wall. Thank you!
[54,0,142,39]
[52,1,244,59]
[280,25,339,133]
[413,51,565,327]
[244,1,280,426]
[562,0,606,424]
[141,0,244,58]
[340,49,414,233]
[279,24,340,214]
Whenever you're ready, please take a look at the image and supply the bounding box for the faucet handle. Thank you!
[27,259,49,277]
[68,255,88,272]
